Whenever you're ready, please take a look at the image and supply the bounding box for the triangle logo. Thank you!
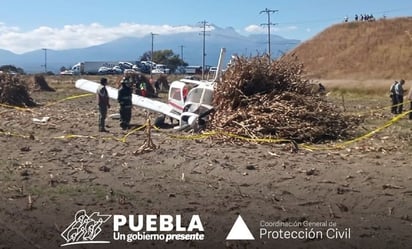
[226,215,255,240]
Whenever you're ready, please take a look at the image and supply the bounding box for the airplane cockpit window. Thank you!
[171,87,182,101]
[186,88,202,104]
[202,89,213,105]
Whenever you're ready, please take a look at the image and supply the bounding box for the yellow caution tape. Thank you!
[0,130,31,139]
[119,124,148,143]
[166,110,412,151]
[0,108,409,150]
[53,134,97,140]
[352,100,410,116]
[0,93,93,113]
[1,93,411,150]
[0,103,33,112]
[337,110,411,147]
[44,93,93,107]
[167,131,218,140]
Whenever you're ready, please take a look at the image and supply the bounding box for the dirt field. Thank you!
[0,76,412,249]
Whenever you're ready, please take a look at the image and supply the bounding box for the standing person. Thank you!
[394,79,405,114]
[389,80,398,114]
[140,81,147,97]
[134,74,141,95]
[118,76,133,130]
[96,77,110,132]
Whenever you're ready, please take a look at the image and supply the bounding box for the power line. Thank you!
[260,8,278,58]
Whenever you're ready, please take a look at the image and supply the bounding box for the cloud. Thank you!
[0,22,20,33]
[0,23,200,54]
[244,25,265,33]
[244,24,298,34]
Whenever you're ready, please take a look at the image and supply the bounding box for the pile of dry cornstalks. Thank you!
[209,56,361,143]
[0,74,37,107]
[32,74,55,92]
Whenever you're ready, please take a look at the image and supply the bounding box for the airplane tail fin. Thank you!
[212,48,226,83]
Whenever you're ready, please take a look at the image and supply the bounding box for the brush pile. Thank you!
[0,74,37,107]
[32,74,55,91]
[209,56,361,143]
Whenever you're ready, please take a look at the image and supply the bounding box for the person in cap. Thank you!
[96,77,110,132]
[118,76,133,130]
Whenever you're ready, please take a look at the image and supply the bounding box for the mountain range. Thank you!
[0,25,300,73]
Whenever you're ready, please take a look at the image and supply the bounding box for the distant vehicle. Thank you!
[151,64,170,74]
[118,61,134,70]
[112,66,123,74]
[141,61,156,68]
[72,61,118,75]
[60,70,74,75]
[175,66,186,74]
[123,68,139,74]
[97,66,112,74]
[97,66,123,75]
[185,66,202,74]
[135,61,154,74]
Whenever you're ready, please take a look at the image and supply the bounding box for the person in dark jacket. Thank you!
[96,77,110,132]
[118,76,133,130]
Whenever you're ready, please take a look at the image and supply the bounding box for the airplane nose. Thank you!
[188,115,197,126]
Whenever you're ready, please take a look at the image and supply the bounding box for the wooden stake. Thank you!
[133,119,158,155]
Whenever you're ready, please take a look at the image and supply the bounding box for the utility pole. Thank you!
[42,48,48,73]
[260,8,278,59]
[179,45,184,61]
[150,32,158,78]
[199,20,210,80]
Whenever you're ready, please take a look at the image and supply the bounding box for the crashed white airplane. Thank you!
[75,48,226,130]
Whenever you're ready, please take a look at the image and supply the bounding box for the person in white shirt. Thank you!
[394,79,405,114]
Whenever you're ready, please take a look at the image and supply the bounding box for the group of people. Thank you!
[344,14,377,23]
[354,14,376,22]
[96,75,158,132]
[390,79,412,119]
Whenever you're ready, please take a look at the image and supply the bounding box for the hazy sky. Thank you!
[0,0,411,53]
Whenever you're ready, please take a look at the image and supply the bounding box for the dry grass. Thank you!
[321,79,412,96]
[283,17,412,79]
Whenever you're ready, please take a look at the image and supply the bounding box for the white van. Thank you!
[151,64,170,74]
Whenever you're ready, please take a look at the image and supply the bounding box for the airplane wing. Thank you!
[75,79,181,120]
